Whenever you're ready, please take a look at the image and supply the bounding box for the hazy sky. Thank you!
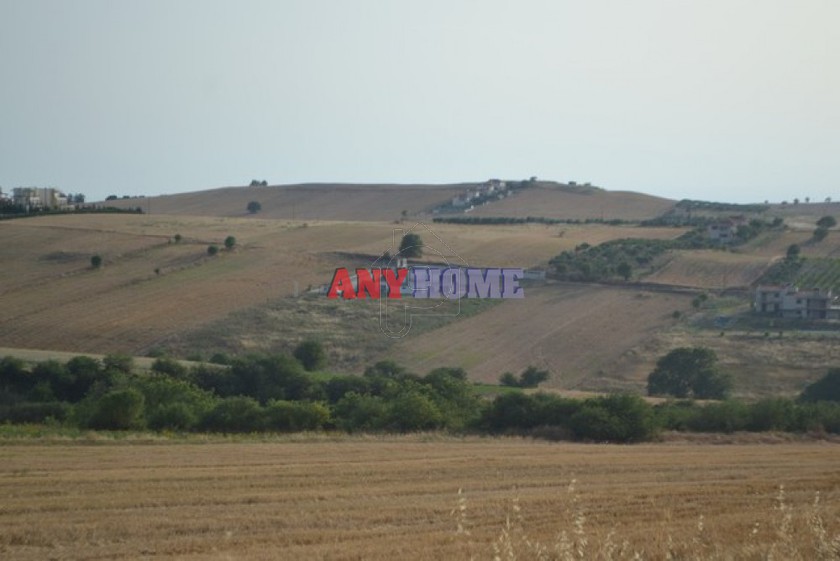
[1,1,838,203]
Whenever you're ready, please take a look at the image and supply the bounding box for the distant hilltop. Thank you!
[98,179,674,222]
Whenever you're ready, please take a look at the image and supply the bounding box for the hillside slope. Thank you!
[101,181,678,222]
[467,183,675,221]
[1,214,684,355]
[103,183,470,221]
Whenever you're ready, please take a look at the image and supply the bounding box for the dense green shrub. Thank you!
[151,357,189,379]
[264,400,329,431]
[200,396,265,432]
[135,375,216,431]
[293,340,327,371]
[0,401,70,424]
[332,392,388,432]
[86,388,145,430]
[386,391,444,431]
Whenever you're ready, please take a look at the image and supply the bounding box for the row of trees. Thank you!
[3,350,840,441]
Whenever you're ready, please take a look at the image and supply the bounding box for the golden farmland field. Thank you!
[1,438,839,560]
[389,284,694,391]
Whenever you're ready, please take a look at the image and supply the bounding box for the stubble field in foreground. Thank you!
[1,437,839,560]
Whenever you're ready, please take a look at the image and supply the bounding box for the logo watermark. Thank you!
[324,222,524,338]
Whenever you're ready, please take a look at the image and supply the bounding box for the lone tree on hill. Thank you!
[90,255,102,269]
[293,340,327,371]
[816,216,837,229]
[647,347,732,399]
[247,201,262,214]
[224,236,236,250]
[399,233,423,258]
[207,245,219,256]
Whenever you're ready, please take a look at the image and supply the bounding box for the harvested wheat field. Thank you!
[389,284,694,391]
[1,437,839,560]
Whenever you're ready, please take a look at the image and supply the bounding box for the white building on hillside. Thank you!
[754,284,840,320]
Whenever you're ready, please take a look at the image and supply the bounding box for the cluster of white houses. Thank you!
[0,187,71,211]
[451,179,509,208]
[754,284,840,320]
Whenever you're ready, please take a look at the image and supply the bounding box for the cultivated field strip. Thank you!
[391,284,694,390]
[644,250,774,289]
[0,439,838,560]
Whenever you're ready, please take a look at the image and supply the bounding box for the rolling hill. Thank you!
[3,182,839,397]
[103,183,470,221]
[467,182,675,221]
[0,213,684,357]
[100,181,677,222]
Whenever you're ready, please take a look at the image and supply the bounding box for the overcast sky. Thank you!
[1,1,837,203]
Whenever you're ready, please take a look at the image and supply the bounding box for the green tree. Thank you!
[102,354,134,375]
[399,233,423,258]
[136,375,216,430]
[519,366,550,388]
[87,388,145,430]
[647,347,731,399]
[264,400,329,431]
[499,372,519,387]
[816,216,836,229]
[224,236,236,250]
[813,227,828,242]
[228,354,314,403]
[200,396,264,432]
[173,233,182,243]
[90,255,102,268]
[293,340,326,371]
[616,262,632,281]
[207,245,219,256]
[247,201,262,214]
[386,391,443,431]
[333,392,388,431]
[58,356,101,402]
[800,368,840,403]
[786,244,800,260]
[151,357,188,379]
